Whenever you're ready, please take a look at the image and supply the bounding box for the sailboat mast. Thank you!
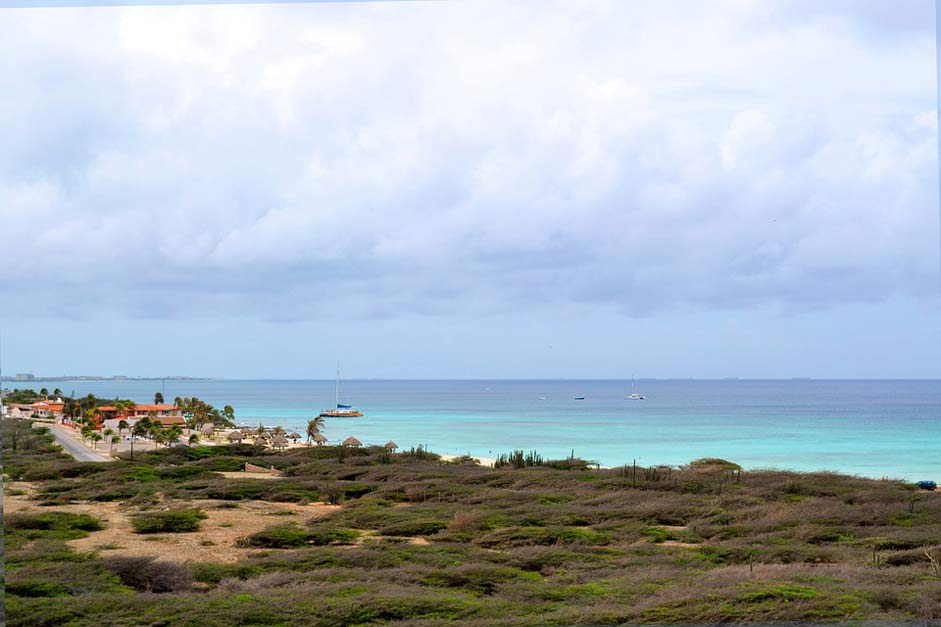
[335,363,340,408]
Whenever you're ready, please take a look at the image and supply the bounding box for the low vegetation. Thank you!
[5,418,941,626]
[130,508,208,534]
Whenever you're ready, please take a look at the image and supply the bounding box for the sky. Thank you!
[0,0,939,379]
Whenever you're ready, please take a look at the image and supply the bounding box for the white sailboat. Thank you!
[319,363,363,417]
[626,374,645,400]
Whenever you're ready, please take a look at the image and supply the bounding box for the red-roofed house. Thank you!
[100,404,186,430]
[28,400,65,419]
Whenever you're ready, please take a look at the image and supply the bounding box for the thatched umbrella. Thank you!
[227,431,243,443]
[312,433,327,446]
[240,428,253,436]
[384,441,398,451]
[289,432,301,443]
[342,436,362,448]
[271,435,289,450]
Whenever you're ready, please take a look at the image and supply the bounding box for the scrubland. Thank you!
[4,419,941,626]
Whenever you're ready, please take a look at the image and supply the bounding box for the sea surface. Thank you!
[9,379,940,480]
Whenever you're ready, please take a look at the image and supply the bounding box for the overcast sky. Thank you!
[1,0,939,379]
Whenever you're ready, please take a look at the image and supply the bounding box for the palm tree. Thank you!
[130,418,151,460]
[118,419,129,436]
[189,433,199,445]
[154,391,164,404]
[83,407,100,429]
[166,425,183,446]
[90,432,103,450]
[40,387,49,398]
[53,388,62,398]
[110,435,120,453]
[306,417,325,445]
[222,405,235,425]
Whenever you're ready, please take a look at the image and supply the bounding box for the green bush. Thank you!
[130,508,207,534]
[239,524,359,548]
[5,512,104,533]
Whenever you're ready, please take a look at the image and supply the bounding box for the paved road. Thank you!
[50,425,113,463]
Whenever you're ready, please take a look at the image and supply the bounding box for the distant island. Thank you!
[1,374,209,382]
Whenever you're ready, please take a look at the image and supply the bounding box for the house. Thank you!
[99,404,186,430]
[28,400,65,419]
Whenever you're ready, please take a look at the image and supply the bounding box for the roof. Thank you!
[384,441,399,449]
[29,402,64,411]
[313,433,328,442]
[99,404,178,412]
[342,436,362,447]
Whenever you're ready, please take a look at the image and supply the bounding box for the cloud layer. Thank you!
[1,0,937,321]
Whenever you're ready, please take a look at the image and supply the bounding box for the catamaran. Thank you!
[319,364,363,417]
[626,375,645,400]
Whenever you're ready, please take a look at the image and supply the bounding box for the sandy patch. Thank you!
[660,540,700,548]
[4,484,341,564]
[216,472,282,480]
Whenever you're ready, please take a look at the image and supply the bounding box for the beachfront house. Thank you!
[100,403,186,431]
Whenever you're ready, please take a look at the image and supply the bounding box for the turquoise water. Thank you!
[12,379,940,480]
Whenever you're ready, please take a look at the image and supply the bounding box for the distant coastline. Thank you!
[1,375,211,382]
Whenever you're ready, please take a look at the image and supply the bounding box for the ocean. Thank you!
[9,379,940,480]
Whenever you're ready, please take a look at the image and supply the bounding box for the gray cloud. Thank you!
[0,0,937,322]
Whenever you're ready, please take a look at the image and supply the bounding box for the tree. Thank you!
[118,419,129,435]
[223,405,235,423]
[130,418,151,460]
[188,433,199,445]
[83,407,101,429]
[154,392,164,404]
[165,425,183,446]
[40,387,49,398]
[306,417,325,445]
[53,388,62,398]
[91,432,103,450]
[110,435,120,453]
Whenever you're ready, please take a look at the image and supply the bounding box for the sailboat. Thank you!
[626,374,645,400]
[319,364,363,417]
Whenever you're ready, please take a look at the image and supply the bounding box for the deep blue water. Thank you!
[10,379,940,479]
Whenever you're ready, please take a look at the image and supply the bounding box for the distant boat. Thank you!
[320,364,363,418]
[626,375,645,400]
[574,396,585,401]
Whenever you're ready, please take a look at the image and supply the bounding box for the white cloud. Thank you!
[0,0,936,320]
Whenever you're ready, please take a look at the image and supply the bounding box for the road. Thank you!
[50,424,113,462]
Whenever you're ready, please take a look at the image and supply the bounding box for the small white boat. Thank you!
[626,375,645,400]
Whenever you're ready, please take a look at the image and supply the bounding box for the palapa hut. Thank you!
[289,432,301,443]
[271,435,289,450]
[312,433,328,446]
[227,431,243,443]
[384,441,398,451]
[342,436,362,448]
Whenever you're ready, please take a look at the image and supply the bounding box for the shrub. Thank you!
[103,556,194,592]
[130,508,207,534]
[239,524,359,548]
[5,511,103,533]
